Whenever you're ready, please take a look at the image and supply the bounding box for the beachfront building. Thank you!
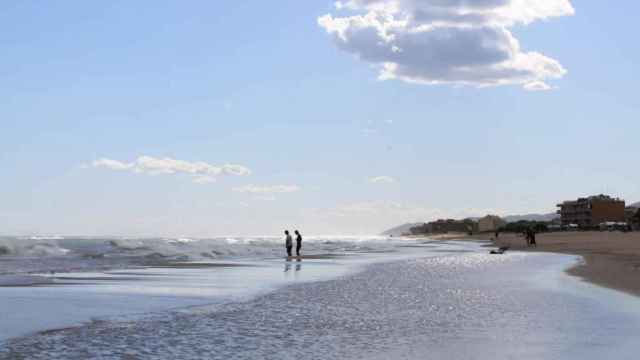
[478,215,506,233]
[556,194,626,228]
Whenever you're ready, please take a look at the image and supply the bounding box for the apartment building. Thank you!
[557,194,625,228]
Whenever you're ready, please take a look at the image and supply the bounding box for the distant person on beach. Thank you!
[295,230,302,256]
[525,228,537,247]
[529,229,537,247]
[285,230,293,257]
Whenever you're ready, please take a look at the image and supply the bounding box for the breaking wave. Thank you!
[0,235,399,276]
[0,237,70,257]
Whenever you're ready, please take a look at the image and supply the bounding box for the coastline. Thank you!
[469,231,640,297]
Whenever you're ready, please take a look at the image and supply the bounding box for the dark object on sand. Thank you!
[529,231,537,247]
[490,246,510,255]
[525,228,537,247]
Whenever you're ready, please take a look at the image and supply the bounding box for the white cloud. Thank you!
[319,0,574,90]
[92,156,251,184]
[523,80,553,91]
[92,158,133,171]
[232,184,301,194]
[368,175,396,184]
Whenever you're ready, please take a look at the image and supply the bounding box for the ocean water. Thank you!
[1,236,640,359]
[0,235,461,341]
[0,235,400,278]
[0,235,403,293]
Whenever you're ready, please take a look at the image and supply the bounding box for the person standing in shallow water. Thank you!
[294,230,302,256]
[285,230,293,257]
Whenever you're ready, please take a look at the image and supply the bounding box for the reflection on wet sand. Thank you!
[151,262,258,268]
[284,258,303,275]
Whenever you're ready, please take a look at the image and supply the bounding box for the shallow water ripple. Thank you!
[1,253,639,359]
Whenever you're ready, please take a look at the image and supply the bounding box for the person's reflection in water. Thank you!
[284,258,292,273]
[294,258,302,280]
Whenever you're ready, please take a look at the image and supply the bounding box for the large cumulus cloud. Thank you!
[319,0,574,89]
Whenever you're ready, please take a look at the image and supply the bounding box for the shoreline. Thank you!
[466,231,640,297]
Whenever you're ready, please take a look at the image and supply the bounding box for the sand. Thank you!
[479,231,640,297]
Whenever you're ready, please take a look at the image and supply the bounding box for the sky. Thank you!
[1,0,638,237]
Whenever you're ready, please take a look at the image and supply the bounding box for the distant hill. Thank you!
[503,213,559,223]
[381,223,423,236]
[629,201,640,208]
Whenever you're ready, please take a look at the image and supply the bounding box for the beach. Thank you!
[480,231,640,297]
[3,0,636,358]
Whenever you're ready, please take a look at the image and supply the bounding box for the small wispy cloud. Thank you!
[367,175,396,184]
[523,81,554,91]
[255,195,277,201]
[93,158,133,171]
[232,184,300,194]
[92,156,251,184]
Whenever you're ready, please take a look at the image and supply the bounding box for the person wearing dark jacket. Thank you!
[294,230,302,256]
[284,230,292,257]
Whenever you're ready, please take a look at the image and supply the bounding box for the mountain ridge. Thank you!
[503,213,559,223]
[381,223,423,237]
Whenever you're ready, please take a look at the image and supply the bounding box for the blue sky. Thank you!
[1,1,638,236]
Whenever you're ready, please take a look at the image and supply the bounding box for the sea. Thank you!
[1,235,639,359]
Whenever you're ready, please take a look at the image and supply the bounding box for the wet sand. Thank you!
[479,231,640,297]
